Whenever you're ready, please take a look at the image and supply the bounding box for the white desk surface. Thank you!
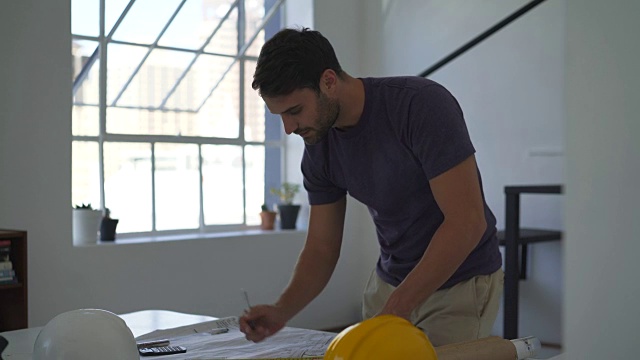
[1,310,565,360]
[0,310,216,359]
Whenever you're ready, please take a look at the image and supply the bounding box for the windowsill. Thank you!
[79,228,307,246]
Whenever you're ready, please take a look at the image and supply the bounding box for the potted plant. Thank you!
[270,182,301,230]
[99,208,119,241]
[72,203,102,245]
[259,204,277,230]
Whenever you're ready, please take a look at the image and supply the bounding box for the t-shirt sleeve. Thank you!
[407,84,476,179]
[301,145,347,205]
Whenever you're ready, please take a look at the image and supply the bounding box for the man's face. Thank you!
[264,88,340,145]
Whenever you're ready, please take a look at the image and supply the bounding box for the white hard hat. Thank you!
[33,309,138,360]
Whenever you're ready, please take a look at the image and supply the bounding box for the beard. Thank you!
[296,92,340,145]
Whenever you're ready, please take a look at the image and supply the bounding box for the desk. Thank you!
[0,310,216,359]
[1,310,563,360]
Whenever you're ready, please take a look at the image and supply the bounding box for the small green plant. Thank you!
[74,203,94,210]
[261,204,272,212]
[270,182,300,205]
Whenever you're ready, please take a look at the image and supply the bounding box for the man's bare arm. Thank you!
[240,197,346,341]
[275,196,347,318]
[380,155,487,318]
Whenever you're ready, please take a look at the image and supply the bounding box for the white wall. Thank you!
[0,0,367,330]
[564,1,640,358]
[355,0,566,343]
[312,0,381,304]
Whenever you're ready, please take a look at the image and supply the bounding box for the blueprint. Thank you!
[135,316,335,359]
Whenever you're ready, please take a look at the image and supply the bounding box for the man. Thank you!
[239,28,503,347]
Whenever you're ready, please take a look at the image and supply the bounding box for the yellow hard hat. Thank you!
[324,314,437,360]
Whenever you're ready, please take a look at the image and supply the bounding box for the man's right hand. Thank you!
[239,199,347,342]
[239,304,290,342]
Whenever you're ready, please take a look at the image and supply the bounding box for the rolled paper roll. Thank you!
[436,336,521,360]
[511,336,542,359]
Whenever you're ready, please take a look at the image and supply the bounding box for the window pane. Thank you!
[244,0,264,57]
[71,38,98,139]
[202,145,243,225]
[72,40,100,111]
[198,62,240,138]
[245,0,280,57]
[106,0,132,36]
[107,43,151,104]
[73,105,100,137]
[112,0,184,44]
[71,0,99,37]
[103,142,153,233]
[107,107,198,136]
[204,6,238,55]
[159,0,236,50]
[245,145,265,226]
[72,141,100,208]
[155,143,200,230]
[116,49,195,108]
[72,40,98,82]
[244,60,265,141]
[72,43,100,135]
[108,53,242,136]
[164,54,234,111]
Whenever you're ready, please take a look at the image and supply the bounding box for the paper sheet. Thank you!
[135,317,335,359]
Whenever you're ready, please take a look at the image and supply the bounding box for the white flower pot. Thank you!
[72,209,102,245]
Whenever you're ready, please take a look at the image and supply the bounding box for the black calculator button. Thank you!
[139,345,187,356]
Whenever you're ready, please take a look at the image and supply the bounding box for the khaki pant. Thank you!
[362,268,504,347]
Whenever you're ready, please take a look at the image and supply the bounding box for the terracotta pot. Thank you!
[260,211,277,230]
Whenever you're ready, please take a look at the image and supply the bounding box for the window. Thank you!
[71,0,285,237]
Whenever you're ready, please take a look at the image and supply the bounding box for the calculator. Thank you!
[139,345,187,356]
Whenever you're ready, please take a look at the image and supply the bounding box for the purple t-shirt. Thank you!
[302,76,502,289]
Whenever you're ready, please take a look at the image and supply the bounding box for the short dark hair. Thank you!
[252,27,343,97]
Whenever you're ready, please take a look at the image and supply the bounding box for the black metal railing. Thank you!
[419,0,548,78]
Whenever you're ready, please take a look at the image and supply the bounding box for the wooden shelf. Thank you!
[0,229,28,332]
[0,283,24,290]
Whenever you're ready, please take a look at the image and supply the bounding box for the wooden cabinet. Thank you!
[0,229,28,331]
